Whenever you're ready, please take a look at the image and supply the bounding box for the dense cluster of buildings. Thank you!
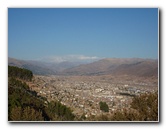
[29,75,158,118]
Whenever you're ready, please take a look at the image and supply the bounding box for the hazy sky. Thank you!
[8,8,158,61]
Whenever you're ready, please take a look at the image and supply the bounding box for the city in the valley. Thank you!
[28,74,158,118]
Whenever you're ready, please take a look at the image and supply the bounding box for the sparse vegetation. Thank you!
[45,101,75,121]
[99,92,158,121]
[8,66,75,121]
[130,92,158,121]
[10,106,44,121]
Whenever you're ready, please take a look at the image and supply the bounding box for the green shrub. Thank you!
[99,101,109,112]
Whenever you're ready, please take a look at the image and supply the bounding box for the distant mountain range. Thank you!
[8,57,56,75]
[8,57,86,75]
[60,58,158,77]
[8,57,158,77]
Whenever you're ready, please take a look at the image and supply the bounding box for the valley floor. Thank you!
[28,74,158,119]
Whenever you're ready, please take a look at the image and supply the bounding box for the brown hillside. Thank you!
[61,58,158,77]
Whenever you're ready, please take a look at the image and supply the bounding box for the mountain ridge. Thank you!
[8,57,158,78]
[59,58,158,77]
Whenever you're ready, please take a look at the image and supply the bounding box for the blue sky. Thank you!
[8,8,158,61]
